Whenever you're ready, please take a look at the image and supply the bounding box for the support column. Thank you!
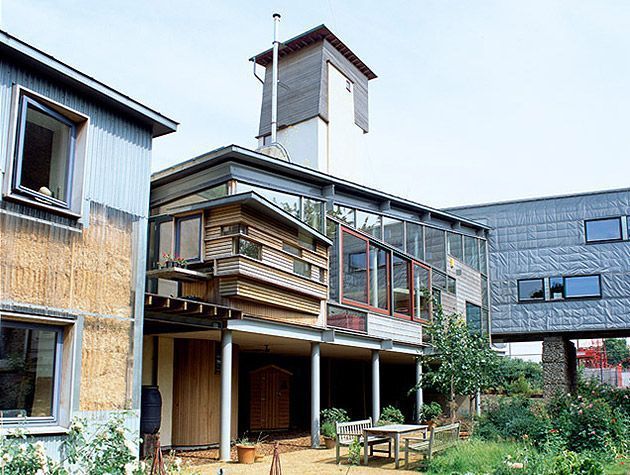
[371,350,380,423]
[542,336,577,399]
[415,357,423,423]
[219,330,233,461]
[311,342,321,448]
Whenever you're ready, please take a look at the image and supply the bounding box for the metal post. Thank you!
[415,357,423,423]
[311,342,321,448]
[270,13,281,143]
[371,350,380,423]
[219,330,233,461]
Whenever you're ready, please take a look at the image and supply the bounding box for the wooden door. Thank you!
[250,365,291,430]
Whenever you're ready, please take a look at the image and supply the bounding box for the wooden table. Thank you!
[363,424,428,469]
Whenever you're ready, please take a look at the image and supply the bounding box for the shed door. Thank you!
[250,366,291,430]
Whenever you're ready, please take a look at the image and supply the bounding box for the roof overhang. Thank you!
[0,29,178,137]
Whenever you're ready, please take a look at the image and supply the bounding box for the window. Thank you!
[549,276,564,300]
[369,244,389,311]
[342,230,368,304]
[0,321,62,422]
[303,197,324,231]
[564,275,601,299]
[383,217,404,250]
[293,259,312,278]
[447,232,463,261]
[466,302,482,334]
[425,227,446,270]
[12,95,78,209]
[413,263,431,321]
[175,214,202,262]
[221,224,248,236]
[236,183,300,218]
[155,184,228,215]
[518,279,545,301]
[356,210,382,239]
[328,305,367,333]
[392,255,411,317]
[464,236,479,270]
[329,205,355,226]
[234,237,262,260]
[319,267,326,283]
[432,269,447,291]
[157,220,174,266]
[479,239,488,275]
[447,276,457,294]
[585,218,622,243]
[406,222,424,261]
[283,242,302,257]
[298,232,317,252]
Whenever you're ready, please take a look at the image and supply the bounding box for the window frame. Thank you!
[584,217,623,244]
[517,278,545,302]
[392,254,412,320]
[292,258,312,278]
[0,320,64,426]
[411,260,432,323]
[465,301,483,334]
[563,274,602,299]
[234,236,263,261]
[174,213,203,263]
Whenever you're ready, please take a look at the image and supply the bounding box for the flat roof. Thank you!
[0,29,178,137]
[152,144,490,232]
[250,24,377,80]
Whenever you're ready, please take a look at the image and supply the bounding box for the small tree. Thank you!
[420,302,499,421]
[604,338,630,368]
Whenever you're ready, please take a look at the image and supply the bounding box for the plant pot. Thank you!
[425,420,436,429]
[323,436,336,449]
[236,445,256,464]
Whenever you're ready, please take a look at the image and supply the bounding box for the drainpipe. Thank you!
[270,13,281,143]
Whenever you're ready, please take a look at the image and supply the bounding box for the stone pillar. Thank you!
[415,357,423,423]
[371,350,380,423]
[310,342,321,448]
[542,336,577,399]
[219,330,233,461]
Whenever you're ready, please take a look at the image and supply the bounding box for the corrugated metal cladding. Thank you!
[453,189,630,337]
[0,59,153,218]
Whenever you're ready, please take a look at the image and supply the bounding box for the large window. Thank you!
[330,205,355,226]
[564,275,601,299]
[585,218,622,243]
[175,214,202,262]
[464,236,479,270]
[303,198,324,231]
[518,279,545,301]
[234,237,262,260]
[13,95,77,209]
[356,210,382,239]
[447,232,463,261]
[406,222,424,261]
[369,244,389,311]
[392,255,411,316]
[479,239,488,274]
[413,263,431,321]
[157,220,174,266]
[425,227,446,270]
[466,302,482,334]
[327,305,367,333]
[154,184,228,215]
[383,217,404,251]
[342,230,368,304]
[293,259,312,278]
[0,321,62,422]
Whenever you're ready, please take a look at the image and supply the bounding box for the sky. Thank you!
[3,0,630,208]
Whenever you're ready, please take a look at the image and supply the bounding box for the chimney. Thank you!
[250,25,377,183]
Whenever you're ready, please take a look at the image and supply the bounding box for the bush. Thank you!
[578,377,630,417]
[476,397,550,445]
[347,437,361,465]
[420,402,442,422]
[320,421,336,439]
[379,405,404,424]
[320,407,349,425]
[488,358,543,395]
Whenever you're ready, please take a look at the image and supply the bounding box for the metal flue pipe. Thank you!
[270,13,281,143]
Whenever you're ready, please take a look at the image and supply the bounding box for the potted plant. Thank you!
[160,253,188,269]
[321,421,337,449]
[235,436,257,464]
[420,402,442,428]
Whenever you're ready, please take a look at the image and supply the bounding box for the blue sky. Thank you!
[3,1,630,207]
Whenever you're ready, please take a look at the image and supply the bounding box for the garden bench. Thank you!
[404,422,460,468]
[335,418,391,464]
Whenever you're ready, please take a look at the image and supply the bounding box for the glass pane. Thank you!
[369,245,389,310]
[158,221,174,263]
[585,218,622,242]
[564,275,601,298]
[328,305,367,332]
[342,231,368,303]
[447,233,463,261]
[330,205,355,226]
[392,256,411,316]
[293,259,311,278]
[406,223,424,261]
[0,324,58,418]
[432,269,447,290]
[356,210,382,239]
[237,183,300,217]
[328,222,340,301]
[156,184,228,214]
[19,102,72,203]
[466,302,482,334]
[518,279,544,301]
[303,198,324,231]
[383,217,404,250]
[464,236,479,270]
[425,227,446,270]
[177,216,201,261]
[479,239,488,274]
[237,238,262,260]
[481,276,488,307]
[283,242,301,256]
[448,276,457,294]
[549,276,564,300]
[413,264,431,320]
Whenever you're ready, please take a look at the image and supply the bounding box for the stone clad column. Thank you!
[542,336,577,399]
[415,357,423,423]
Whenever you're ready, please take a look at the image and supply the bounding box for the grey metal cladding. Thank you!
[258,40,370,137]
[452,189,630,337]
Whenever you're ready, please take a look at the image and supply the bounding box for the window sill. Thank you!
[5,193,81,221]
[0,425,70,436]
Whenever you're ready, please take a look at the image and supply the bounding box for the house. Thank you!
[0,29,177,458]
[450,188,630,396]
[142,24,489,460]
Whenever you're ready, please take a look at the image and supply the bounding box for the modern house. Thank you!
[142,24,490,460]
[450,188,630,396]
[0,29,177,458]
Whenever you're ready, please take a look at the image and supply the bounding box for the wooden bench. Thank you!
[404,422,460,468]
[335,418,391,464]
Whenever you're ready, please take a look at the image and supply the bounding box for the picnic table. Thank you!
[363,424,428,469]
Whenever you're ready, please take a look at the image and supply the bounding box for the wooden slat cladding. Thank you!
[231,298,319,326]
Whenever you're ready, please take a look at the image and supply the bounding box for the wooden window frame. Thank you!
[392,254,413,320]
[174,213,203,263]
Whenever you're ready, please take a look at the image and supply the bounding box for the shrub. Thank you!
[420,402,442,422]
[379,405,404,424]
[320,421,336,439]
[320,407,350,425]
[347,437,361,465]
[476,397,550,446]
[488,357,543,395]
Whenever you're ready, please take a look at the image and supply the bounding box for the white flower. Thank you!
[124,462,136,475]
[117,426,126,435]
[19,443,28,453]
[35,470,45,475]
[124,437,137,455]
[174,457,182,467]
[2,453,13,463]
[71,420,85,433]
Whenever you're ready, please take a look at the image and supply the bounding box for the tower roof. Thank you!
[250,24,377,80]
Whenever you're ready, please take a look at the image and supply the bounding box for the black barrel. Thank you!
[140,385,162,434]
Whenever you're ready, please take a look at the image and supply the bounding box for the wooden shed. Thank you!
[249,365,292,431]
